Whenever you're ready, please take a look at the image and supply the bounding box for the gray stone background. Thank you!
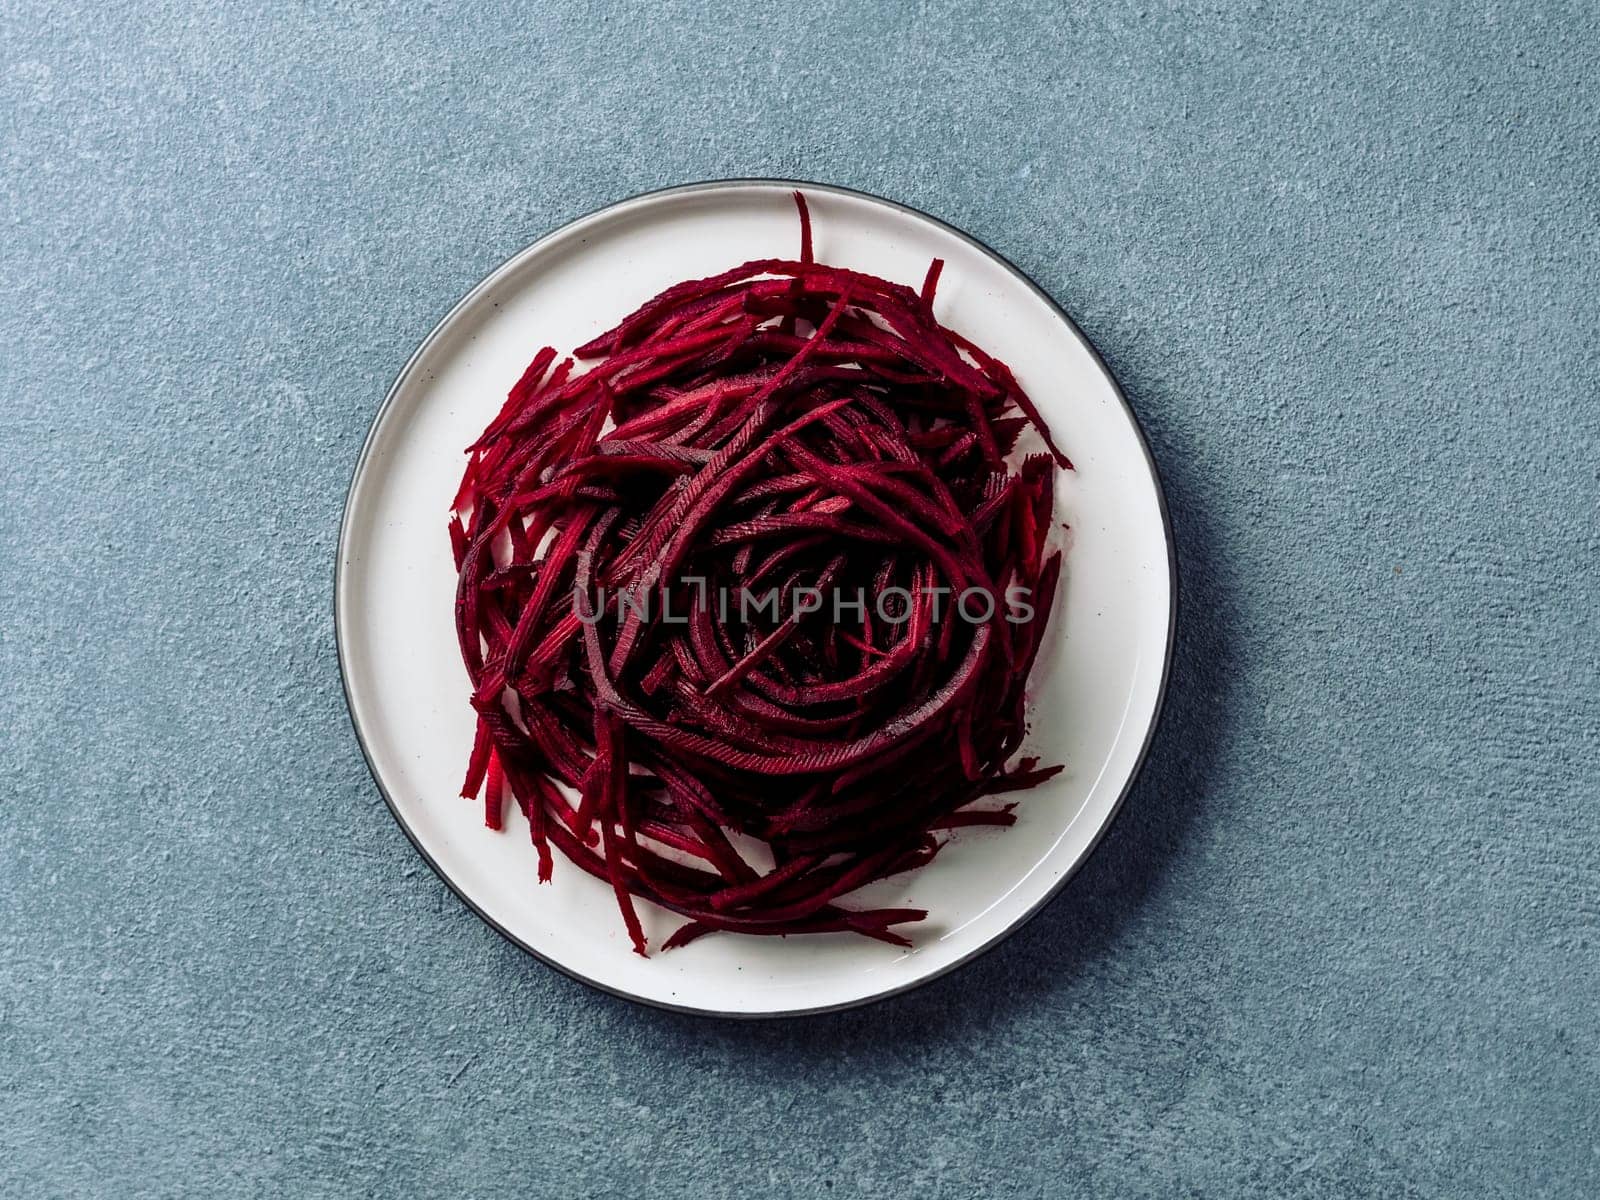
[2,1,1596,1196]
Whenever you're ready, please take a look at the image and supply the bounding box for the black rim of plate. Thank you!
[334,178,1180,1019]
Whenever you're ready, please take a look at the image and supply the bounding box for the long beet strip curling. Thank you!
[451,193,1069,955]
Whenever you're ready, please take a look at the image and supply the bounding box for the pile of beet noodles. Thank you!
[452,193,1068,954]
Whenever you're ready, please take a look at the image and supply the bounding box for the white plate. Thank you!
[336,180,1175,1017]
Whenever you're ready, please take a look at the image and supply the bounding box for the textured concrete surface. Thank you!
[2,1,1597,1196]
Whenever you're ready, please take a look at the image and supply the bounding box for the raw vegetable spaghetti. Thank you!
[451,193,1067,954]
